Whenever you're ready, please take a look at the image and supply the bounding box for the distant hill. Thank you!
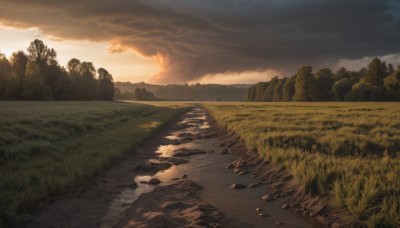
[114,82,250,101]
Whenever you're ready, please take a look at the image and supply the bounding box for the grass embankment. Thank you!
[0,101,189,225]
[205,102,400,227]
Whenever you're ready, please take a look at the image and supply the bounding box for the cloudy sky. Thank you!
[0,0,399,84]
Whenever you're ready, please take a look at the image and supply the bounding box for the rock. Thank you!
[226,163,234,170]
[233,168,242,174]
[259,213,268,217]
[161,201,190,210]
[174,148,207,157]
[149,162,172,170]
[148,178,161,185]
[237,170,249,176]
[261,195,274,201]
[159,157,189,165]
[219,148,229,154]
[281,204,289,209]
[129,182,138,189]
[200,132,217,138]
[230,183,246,189]
[255,208,262,212]
[248,182,260,188]
[175,132,194,138]
[275,221,285,225]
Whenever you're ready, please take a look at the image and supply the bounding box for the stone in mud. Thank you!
[149,162,172,170]
[281,204,289,209]
[259,212,268,217]
[230,183,246,189]
[129,182,138,189]
[160,157,189,165]
[199,132,217,139]
[174,148,207,157]
[226,163,234,170]
[219,148,229,154]
[142,212,177,227]
[175,132,194,138]
[144,178,161,185]
[233,168,242,174]
[275,221,285,225]
[161,201,190,210]
[255,208,262,212]
[237,170,249,176]
[248,182,260,188]
[261,194,274,201]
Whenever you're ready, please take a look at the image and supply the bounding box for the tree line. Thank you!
[247,58,400,101]
[0,39,114,101]
[115,82,248,101]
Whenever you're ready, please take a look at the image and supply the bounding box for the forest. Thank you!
[115,82,249,101]
[0,39,114,101]
[246,58,400,101]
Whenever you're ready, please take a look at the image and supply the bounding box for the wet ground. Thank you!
[101,107,321,228]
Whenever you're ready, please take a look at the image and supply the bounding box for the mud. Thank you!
[29,107,325,228]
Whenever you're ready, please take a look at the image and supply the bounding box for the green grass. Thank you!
[0,101,189,225]
[204,102,400,227]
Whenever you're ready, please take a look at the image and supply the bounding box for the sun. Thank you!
[0,48,15,58]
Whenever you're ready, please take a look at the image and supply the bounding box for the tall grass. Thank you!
[205,102,400,227]
[0,101,189,225]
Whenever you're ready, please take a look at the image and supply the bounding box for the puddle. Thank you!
[101,108,322,228]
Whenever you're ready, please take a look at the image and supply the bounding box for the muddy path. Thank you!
[31,107,322,228]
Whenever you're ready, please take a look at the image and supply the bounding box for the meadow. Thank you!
[0,101,188,225]
[205,102,400,227]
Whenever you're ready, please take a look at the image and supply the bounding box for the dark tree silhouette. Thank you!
[98,68,114,100]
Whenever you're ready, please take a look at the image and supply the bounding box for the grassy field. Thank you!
[0,101,189,225]
[205,102,400,227]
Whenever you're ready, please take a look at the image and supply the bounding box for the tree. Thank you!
[362,58,386,86]
[332,78,357,101]
[293,66,320,101]
[334,67,350,80]
[135,88,157,101]
[98,68,114,100]
[282,75,296,101]
[23,62,52,100]
[79,62,97,100]
[27,39,50,66]
[246,86,257,101]
[10,51,28,99]
[262,76,279,101]
[0,53,12,99]
[315,68,334,100]
[388,64,395,75]
[384,70,400,91]
[273,78,285,101]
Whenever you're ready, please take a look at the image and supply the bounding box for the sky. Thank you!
[0,0,399,84]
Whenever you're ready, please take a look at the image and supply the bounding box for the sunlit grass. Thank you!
[204,102,400,227]
[0,101,189,225]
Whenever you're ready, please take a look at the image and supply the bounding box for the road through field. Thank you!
[32,107,321,227]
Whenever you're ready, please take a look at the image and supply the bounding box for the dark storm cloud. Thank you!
[0,0,399,83]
